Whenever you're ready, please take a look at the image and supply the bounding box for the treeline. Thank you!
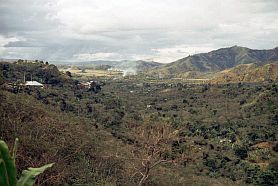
[0,60,74,86]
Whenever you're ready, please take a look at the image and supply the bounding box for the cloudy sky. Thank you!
[0,0,278,63]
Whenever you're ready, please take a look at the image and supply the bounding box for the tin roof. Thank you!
[25,81,43,86]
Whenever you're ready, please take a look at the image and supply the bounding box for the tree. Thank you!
[258,170,278,186]
[0,71,4,85]
[271,114,278,126]
[130,121,179,186]
[65,71,72,77]
[235,147,248,159]
[103,121,179,185]
[89,81,101,93]
[273,143,278,152]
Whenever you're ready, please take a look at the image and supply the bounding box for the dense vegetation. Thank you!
[0,61,277,185]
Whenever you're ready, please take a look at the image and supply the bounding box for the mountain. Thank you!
[0,58,18,62]
[149,46,278,77]
[112,60,161,72]
[210,61,278,83]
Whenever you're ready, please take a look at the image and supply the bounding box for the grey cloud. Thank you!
[4,40,46,48]
[0,0,59,35]
[248,0,278,12]
[0,0,278,63]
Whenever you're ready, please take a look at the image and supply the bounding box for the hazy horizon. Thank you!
[1,0,278,63]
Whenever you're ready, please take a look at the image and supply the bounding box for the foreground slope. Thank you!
[0,90,133,185]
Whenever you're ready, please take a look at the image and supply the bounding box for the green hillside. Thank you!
[148,46,278,77]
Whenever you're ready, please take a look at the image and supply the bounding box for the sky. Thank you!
[0,0,278,63]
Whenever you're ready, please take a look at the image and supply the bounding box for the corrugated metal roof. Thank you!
[25,81,43,86]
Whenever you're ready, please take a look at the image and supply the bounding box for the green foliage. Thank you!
[235,147,248,159]
[244,163,278,186]
[0,139,53,186]
[17,163,54,186]
[269,161,278,171]
[0,139,17,186]
[0,62,69,86]
[0,71,4,85]
[245,164,260,184]
[204,159,218,172]
[258,170,278,186]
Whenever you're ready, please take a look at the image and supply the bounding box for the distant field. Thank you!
[59,68,123,77]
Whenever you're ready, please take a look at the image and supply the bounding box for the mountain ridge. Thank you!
[149,46,278,77]
[59,60,162,73]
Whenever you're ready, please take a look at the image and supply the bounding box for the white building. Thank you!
[25,81,44,87]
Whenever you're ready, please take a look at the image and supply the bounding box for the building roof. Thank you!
[25,81,43,86]
[81,82,91,86]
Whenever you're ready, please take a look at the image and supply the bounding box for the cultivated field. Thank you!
[59,68,123,78]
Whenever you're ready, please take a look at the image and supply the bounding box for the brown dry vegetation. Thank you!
[210,62,278,83]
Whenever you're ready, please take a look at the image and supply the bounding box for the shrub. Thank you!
[269,160,278,171]
[235,147,248,159]
[272,143,278,152]
[258,170,278,186]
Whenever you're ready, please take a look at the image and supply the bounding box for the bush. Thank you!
[235,147,248,159]
[245,164,260,184]
[204,159,218,172]
[269,160,278,171]
[272,143,278,152]
[258,170,278,186]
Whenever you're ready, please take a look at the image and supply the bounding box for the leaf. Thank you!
[0,140,17,186]
[17,163,54,186]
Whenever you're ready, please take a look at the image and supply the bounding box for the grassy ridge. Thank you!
[211,62,278,83]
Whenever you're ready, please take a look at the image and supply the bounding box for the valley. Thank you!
[2,1,278,185]
[0,53,278,185]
